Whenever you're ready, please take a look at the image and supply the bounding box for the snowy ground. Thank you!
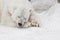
[0,25,60,40]
[0,2,60,40]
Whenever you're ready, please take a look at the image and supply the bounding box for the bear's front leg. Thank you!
[22,9,31,28]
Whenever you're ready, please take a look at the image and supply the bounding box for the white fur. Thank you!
[30,0,57,11]
[0,0,59,28]
[0,0,31,27]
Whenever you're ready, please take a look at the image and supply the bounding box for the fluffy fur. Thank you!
[0,0,58,28]
[0,0,31,27]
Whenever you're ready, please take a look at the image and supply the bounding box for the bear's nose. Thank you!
[28,0,31,2]
[18,23,22,26]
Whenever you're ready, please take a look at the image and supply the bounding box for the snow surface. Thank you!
[0,3,60,40]
[0,25,60,40]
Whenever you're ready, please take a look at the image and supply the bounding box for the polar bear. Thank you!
[0,0,59,28]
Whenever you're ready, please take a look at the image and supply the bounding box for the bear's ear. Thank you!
[8,12,12,16]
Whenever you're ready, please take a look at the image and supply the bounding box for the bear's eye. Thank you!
[18,16,20,18]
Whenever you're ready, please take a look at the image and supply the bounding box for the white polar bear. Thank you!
[0,0,59,28]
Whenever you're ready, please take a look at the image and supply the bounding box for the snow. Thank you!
[0,25,60,40]
[0,2,60,40]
